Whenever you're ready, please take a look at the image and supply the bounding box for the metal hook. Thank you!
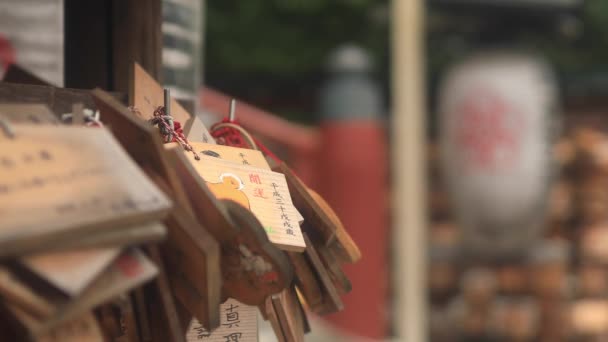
[164,88,171,117]
[0,118,15,139]
[229,99,236,122]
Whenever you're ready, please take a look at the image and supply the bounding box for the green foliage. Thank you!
[427,0,608,84]
[205,0,608,122]
[205,1,388,77]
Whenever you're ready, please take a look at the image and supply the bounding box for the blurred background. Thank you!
[205,2,608,340]
[5,0,608,341]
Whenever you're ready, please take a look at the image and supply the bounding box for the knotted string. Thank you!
[210,118,282,164]
[130,106,200,161]
[149,106,175,143]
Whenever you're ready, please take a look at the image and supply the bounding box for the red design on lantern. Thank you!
[455,89,523,172]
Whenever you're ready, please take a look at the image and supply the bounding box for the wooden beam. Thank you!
[391,0,428,341]
[0,82,125,116]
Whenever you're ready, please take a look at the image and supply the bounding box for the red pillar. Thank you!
[319,122,388,339]
[318,45,389,339]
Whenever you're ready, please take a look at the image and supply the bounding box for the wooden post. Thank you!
[391,0,427,341]
[64,0,112,89]
[64,0,162,93]
[112,0,163,93]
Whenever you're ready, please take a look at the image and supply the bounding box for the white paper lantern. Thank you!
[439,51,559,259]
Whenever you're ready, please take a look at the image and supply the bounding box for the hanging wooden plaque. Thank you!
[43,248,157,331]
[130,63,190,124]
[271,288,306,342]
[130,62,214,142]
[0,123,171,257]
[167,149,293,314]
[37,222,166,252]
[276,163,360,263]
[186,298,257,342]
[220,200,294,306]
[0,104,59,124]
[179,152,305,252]
[20,248,121,297]
[92,88,222,331]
